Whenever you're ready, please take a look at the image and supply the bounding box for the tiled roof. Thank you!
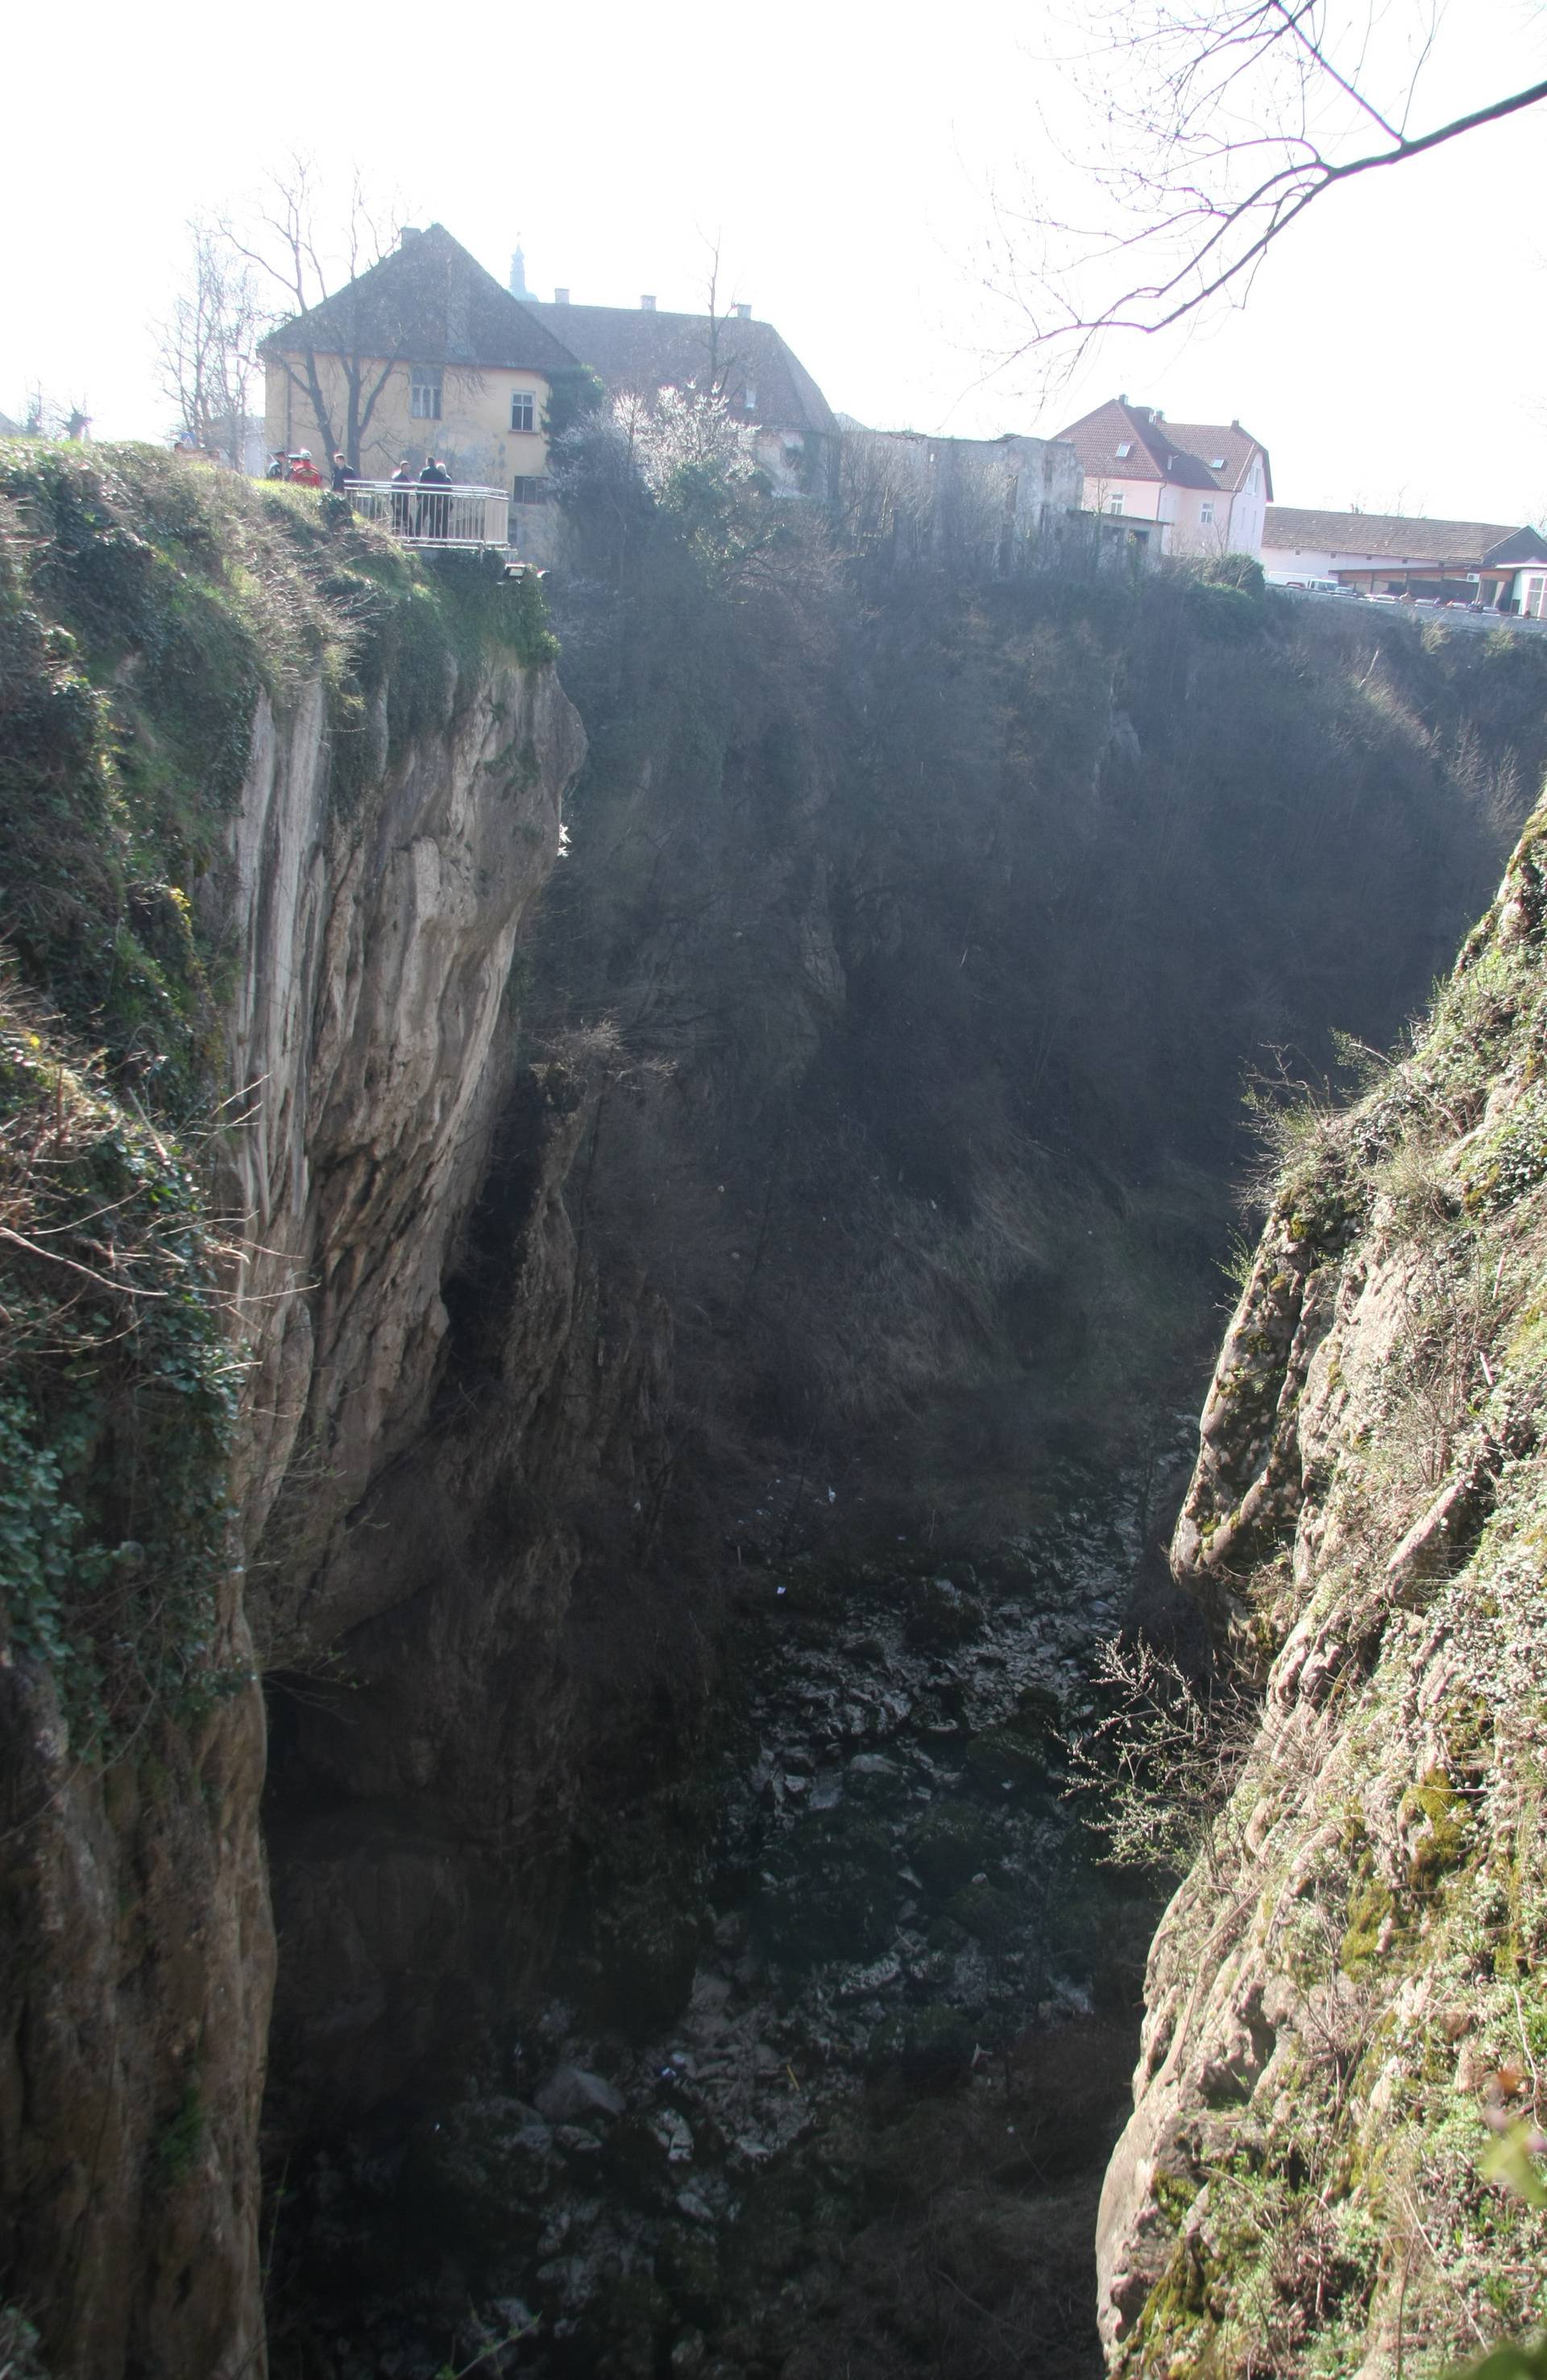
[521,301,838,437]
[1053,399,1270,496]
[1162,422,1272,499]
[1481,525,1547,567]
[262,224,581,376]
[1263,506,1545,566]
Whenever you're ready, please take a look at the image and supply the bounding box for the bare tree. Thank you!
[156,218,259,466]
[993,1,1547,356]
[222,154,409,470]
[15,385,90,441]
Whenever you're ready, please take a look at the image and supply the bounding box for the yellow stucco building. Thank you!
[260,223,579,491]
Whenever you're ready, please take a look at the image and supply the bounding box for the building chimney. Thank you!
[554,287,570,305]
[508,246,528,298]
[641,294,657,311]
[400,226,423,247]
[1231,417,1241,431]
[1118,393,1127,406]
[733,302,752,320]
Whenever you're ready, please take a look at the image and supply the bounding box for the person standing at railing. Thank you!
[390,459,415,535]
[417,455,451,539]
[330,452,359,495]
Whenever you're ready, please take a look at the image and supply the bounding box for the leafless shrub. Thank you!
[1064,1635,1263,1884]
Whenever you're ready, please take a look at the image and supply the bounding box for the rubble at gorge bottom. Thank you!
[269,1448,1191,2380]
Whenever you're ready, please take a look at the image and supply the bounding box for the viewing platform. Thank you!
[345,479,513,554]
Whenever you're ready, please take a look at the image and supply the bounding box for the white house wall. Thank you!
[1261,544,1337,576]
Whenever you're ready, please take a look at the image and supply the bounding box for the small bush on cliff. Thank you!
[0,1007,241,1748]
[1065,1636,1261,1882]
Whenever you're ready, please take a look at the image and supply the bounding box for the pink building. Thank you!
[1052,397,1272,559]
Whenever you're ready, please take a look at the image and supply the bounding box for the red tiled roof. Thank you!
[1052,400,1270,497]
[1162,422,1271,499]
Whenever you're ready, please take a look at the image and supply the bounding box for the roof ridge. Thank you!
[1267,502,1518,530]
[263,222,580,376]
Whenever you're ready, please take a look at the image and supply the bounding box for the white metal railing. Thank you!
[345,480,510,550]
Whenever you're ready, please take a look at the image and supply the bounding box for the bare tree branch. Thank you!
[993,2,1547,361]
[217,154,408,469]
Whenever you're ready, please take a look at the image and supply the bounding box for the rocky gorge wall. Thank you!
[1096,807,1547,2374]
[259,467,1547,2375]
[532,465,1547,1559]
[8,437,1547,2380]
[0,448,601,2376]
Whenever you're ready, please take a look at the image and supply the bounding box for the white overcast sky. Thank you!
[5,0,1545,523]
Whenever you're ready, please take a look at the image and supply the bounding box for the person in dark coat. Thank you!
[266,451,288,480]
[330,451,359,494]
[417,455,452,539]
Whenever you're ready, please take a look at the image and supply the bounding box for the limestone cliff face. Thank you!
[222,648,617,2122]
[1097,808,1547,2374]
[224,656,582,1622]
[201,646,681,2126]
[0,443,587,2380]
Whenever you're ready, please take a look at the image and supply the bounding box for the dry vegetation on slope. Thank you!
[1099,803,1547,2378]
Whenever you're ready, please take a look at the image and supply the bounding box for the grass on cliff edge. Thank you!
[0,438,556,1103]
[1114,804,1547,2380]
[0,441,556,1756]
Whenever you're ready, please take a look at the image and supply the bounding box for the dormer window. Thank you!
[1209,455,1226,469]
[1115,441,1132,458]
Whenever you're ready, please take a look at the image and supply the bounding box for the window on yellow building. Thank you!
[512,477,548,505]
[411,368,442,421]
[510,391,535,433]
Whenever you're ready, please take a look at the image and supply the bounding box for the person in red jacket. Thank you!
[288,450,324,488]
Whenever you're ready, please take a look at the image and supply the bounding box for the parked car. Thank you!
[1266,574,1359,597]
